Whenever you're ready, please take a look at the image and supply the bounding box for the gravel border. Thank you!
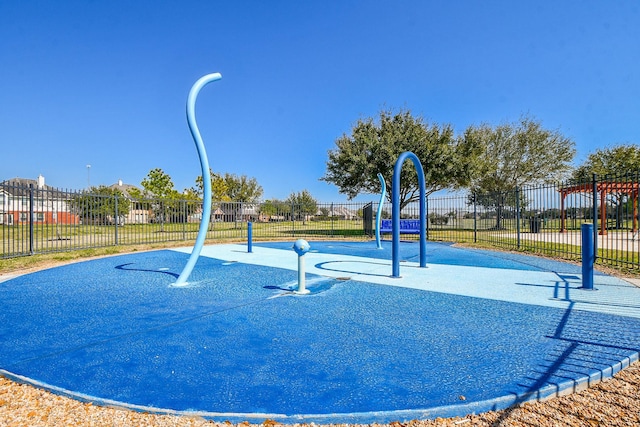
[1,360,638,426]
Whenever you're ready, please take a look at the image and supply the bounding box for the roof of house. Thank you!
[108,182,142,199]
[0,176,66,197]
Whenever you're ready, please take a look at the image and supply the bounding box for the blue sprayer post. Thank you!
[248,222,253,253]
[173,72,222,286]
[581,223,595,290]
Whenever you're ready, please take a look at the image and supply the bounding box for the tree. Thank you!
[466,116,575,191]
[69,186,130,225]
[195,171,264,226]
[141,168,175,199]
[464,116,575,228]
[260,199,289,218]
[322,109,479,210]
[165,188,200,223]
[572,144,640,181]
[194,170,231,202]
[286,190,318,224]
[572,144,640,229]
[224,173,263,203]
[140,168,179,229]
[195,170,263,202]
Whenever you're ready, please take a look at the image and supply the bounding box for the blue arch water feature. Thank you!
[174,73,222,286]
[391,151,427,277]
[375,172,386,250]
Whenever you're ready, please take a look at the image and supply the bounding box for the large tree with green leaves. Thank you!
[194,170,231,202]
[224,173,263,203]
[194,170,263,226]
[464,115,575,228]
[572,144,640,181]
[69,185,130,225]
[260,199,289,218]
[141,168,175,199]
[195,170,263,203]
[139,168,189,228]
[286,190,318,224]
[322,109,479,210]
[571,143,640,228]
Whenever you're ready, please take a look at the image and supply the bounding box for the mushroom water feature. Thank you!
[292,239,311,294]
[173,72,222,286]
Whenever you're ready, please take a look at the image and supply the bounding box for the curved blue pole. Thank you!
[392,151,426,278]
[174,72,222,286]
[375,173,386,249]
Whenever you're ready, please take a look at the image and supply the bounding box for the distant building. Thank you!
[322,205,358,220]
[108,180,150,224]
[0,175,79,225]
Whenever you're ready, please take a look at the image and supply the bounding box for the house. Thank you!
[109,180,150,224]
[239,204,260,222]
[215,203,260,222]
[212,207,225,222]
[0,175,79,225]
[324,205,358,220]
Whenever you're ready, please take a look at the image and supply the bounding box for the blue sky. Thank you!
[1,1,639,202]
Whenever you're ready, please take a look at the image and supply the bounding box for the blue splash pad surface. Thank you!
[1,243,639,423]
[255,240,594,274]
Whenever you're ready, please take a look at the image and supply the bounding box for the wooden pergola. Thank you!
[559,182,640,235]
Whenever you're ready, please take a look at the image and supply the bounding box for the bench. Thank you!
[378,219,422,234]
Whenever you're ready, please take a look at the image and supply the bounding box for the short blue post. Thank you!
[247,221,253,253]
[581,223,595,290]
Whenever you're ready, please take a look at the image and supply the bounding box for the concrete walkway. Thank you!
[501,230,640,252]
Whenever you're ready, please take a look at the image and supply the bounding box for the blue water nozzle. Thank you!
[293,239,310,256]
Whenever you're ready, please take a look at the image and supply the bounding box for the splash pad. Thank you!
[1,240,640,423]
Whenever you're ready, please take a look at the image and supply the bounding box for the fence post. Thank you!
[29,184,34,255]
[473,193,477,243]
[516,186,521,249]
[291,202,295,237]
[182,200,186,241]
[425,196,429,241]
[241,203,246,239]
[592,174,598,261]
[114,195,119,245]
[331,202,334,237]
[637,170,640,267]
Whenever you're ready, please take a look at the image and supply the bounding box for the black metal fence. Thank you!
[422,172,640,271]
[3,174,640,272]
[0,182,369,258]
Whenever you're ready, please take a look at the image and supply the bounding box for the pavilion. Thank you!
[559,181,640,235]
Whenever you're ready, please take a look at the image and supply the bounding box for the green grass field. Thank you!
[3,217,639,276]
